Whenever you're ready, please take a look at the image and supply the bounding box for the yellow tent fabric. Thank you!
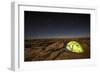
[66,41,84,53]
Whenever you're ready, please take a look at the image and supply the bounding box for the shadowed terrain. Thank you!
[24,37,90,61]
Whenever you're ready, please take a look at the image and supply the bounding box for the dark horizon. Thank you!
[24,11,90,39]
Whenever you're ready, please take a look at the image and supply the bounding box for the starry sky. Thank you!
[24,11,90,39]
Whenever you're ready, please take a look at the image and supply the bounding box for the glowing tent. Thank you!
[66,41,84,53]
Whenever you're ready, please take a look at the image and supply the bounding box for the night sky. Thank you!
[24,11,90,39]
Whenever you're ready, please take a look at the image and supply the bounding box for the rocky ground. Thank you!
[24,38,90,61]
